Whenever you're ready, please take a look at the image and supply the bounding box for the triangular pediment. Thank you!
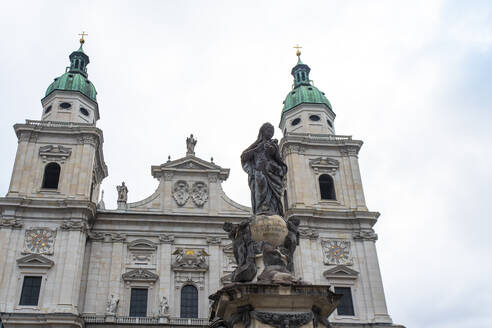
[163,156,221,171]
[323,265,359,280]
[122,268,159,282]
[17,254,54,269]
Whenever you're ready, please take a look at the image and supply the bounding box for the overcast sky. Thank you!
[1,1,491,327]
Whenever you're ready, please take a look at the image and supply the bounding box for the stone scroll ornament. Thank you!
[172,180,189,206]
[191,181,208,207]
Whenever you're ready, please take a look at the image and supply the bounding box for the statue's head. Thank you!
[259,122,274,141]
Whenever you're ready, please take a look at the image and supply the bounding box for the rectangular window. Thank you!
[129,288,148,317]
[334,287,355,316]
[19,276,42,306]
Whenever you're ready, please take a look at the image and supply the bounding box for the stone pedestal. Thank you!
[158,315,170,323]
[104,314,116,323]
[209,283,341,328]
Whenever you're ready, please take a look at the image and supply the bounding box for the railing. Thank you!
[81,314,105,323]
[116,316,159,324]
[24,119,96,128]
[170,317,209,325]
[286,132,353,141]
[81,314,209,325]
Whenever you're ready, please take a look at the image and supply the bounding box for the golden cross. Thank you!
[79,31,88,44]
[293,44,302,57]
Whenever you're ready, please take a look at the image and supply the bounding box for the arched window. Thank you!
[42,163,61,189]
[319,174,336,200]
[180,285,198,318]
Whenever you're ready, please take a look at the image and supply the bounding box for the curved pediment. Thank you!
[128,239,157,251]
[122,268,159,282]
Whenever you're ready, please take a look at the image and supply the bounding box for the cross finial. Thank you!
[293,44,302,57]
[79,31,88,44]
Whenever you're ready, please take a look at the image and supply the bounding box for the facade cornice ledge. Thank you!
[279,133,363,149]
[0,197,97,224]
[0,313,84,327]
[286,208,380,220]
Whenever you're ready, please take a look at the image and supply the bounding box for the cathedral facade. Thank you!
[0,40,402,328]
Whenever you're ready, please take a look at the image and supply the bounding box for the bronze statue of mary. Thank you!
[241,123,288,217]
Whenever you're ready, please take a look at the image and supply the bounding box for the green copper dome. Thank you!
[44,43,97,102]
[282,56,332,114]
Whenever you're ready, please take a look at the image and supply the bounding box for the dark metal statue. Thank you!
[223,220,257,282]
[282,217,300,273]
[241,123,288,216]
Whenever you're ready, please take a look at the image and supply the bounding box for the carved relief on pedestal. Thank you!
[321,239,353,266]
[23,227,56,255]
[172,180,189,206]
[191,181,208,207]
[221,243,237,284]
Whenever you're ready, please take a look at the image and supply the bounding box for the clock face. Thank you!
[323,240,352,265]
[24,228,55,254]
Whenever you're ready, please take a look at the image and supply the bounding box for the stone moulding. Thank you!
[17,254,54,269]
[323,265,359,280]
[122,268,159,283]
[38,145,72,163]
[0,218,23,229]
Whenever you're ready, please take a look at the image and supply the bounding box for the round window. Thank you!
[60,102,71,109]
[44,105,52,114]
[309,115,320,121]
[291,118,301,126]
[327,120,333,128]
[80,107,89,116]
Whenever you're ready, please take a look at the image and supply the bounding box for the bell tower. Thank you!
[7,35,107,202]
[279,49,394,325]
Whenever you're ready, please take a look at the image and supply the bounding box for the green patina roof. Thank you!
[45,71,97,102]
[44,43,97,102]
[282,84,332,113]
[282,56,332,114]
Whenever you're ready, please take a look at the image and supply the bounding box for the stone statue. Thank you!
[186,134,197,156]
[241,123,288,216]
[223,220,257,282]
[106,294,119,314]
[158,296,169,316]
[116,182,128,202]
[282,217,300,273]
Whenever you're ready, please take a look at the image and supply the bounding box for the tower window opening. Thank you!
[80,107,89,116]
[42,163,61,189]
[19,276,42,306]
[297,73,301,81]
[334,287,355,316]
[44,106,52,114]
[309,115,320,121]
[60,102,71,109]
[180,285,198,318]
[302,72,306,80]
[129,288,148,317]
[291,118,301,126]
[319,174,336,200]
[327,120,333,128]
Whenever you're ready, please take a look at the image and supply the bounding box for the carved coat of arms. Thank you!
[191,182,208,207]
[172,180,189,206]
